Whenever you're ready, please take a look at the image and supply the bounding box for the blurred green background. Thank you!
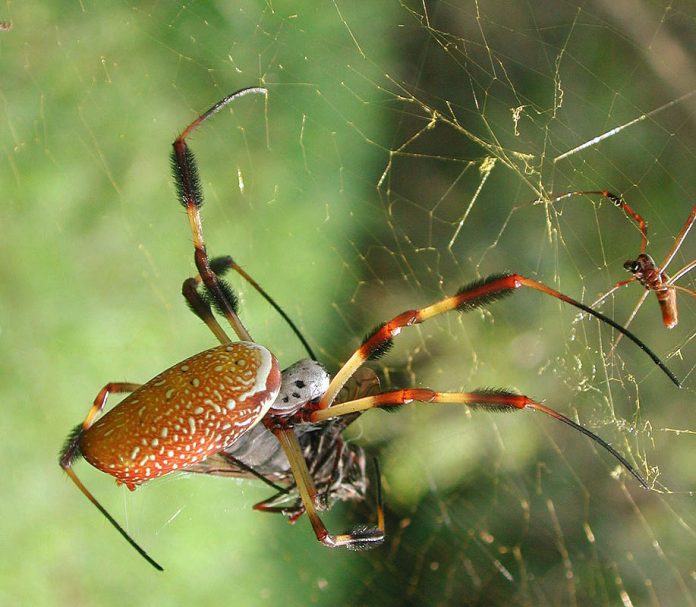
[2,1,695,605]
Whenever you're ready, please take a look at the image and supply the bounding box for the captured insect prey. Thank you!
[60,88,680,571]
[185,366,382,522]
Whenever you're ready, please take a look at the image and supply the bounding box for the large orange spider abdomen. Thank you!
[79,341,281,489]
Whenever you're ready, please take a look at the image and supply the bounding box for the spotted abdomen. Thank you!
[80,342,281,489]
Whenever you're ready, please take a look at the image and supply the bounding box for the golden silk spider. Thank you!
[59,87,681,571]
[544,191,696,331]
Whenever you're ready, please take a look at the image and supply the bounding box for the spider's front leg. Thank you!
[318,272,679,412]
[304,271,683,490]
[310,386,648,488]
[172,86,267,342]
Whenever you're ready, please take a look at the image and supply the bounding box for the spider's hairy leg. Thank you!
[182,277,232,345]
[171,87,267,342]
[318,273,679,411]
[311,388,648,488]
[208,256,316,359]
[180,256,248,346]
[58,383,164,571]
[181,253,316,358]
[271,427,384,550]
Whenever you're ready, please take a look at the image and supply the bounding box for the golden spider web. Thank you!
[2,1,696,605]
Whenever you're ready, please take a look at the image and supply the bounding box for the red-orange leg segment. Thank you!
[547,190,649,253]
[311,388,648,488]
[59,383,164,571]
[658,203,696,274]
[318,273,679,412]
[171,87,267,342]
[270,427,384,550]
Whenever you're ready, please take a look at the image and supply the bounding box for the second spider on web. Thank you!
[544,190,696,331]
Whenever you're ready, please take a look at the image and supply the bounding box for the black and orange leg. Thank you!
[311,388,648,488]
[58,382,163,571]
[182,254,316,358]
[546,191,649,253]
[171,87,267,342]
[317,273,679,412]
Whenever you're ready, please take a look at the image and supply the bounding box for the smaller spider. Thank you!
[545,190,696,330]
[60,88,679,570]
